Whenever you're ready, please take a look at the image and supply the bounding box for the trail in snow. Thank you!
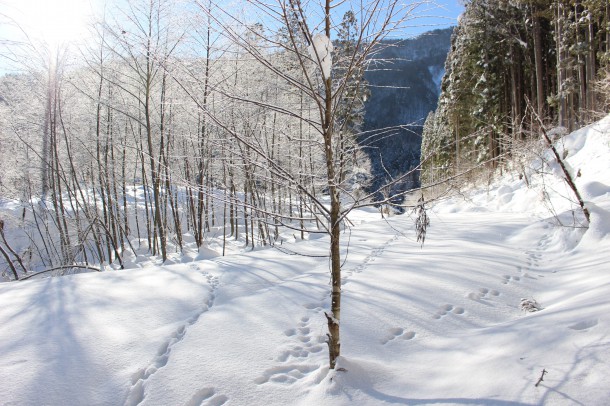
[254,303,326,386]
[124,267,220,406]
[343,232,401,281]
[185,387,228,406]
[253,230,403,386]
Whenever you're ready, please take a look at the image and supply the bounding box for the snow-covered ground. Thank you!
[1,116,610,405]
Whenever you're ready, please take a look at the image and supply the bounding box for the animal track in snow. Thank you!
[501,274,521,285]
[432,304,465,319]
[380,327,416,344]
[536,233,551,250]
[124,272,219,406]
[467,287,500,300]
[568,319,598,331]
[257,313,325,385]
[185,387,227,406]
[254,364,318,385]
[525,232,550,269]
[522,272,538,279]
[303,302,323,311]
[343,233,400,283]
[276,315,324,363]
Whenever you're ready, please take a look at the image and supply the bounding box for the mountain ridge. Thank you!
[362,28,453,198]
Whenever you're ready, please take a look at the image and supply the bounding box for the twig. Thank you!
[527,101,590,223]
[535,368,547,387]
[19,265,102,281]
[0,219,28,274]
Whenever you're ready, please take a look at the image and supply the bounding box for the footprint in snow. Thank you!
[303,302,323,311]
[501,275,521,285]
[185,387,227,406]
[433,304,465,319]
[276,316,324,363]
[380,327,416,344]
[343,234,400,284]
[124,272,219,406]
[467,287,500,300]
[257,315,325,385]
[254,364,318,385]
[537,234,551,250]
[568,319,598,331]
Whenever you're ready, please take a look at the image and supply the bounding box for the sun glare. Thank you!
[5,0,96,49]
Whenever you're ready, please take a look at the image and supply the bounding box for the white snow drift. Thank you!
[1,116,610,405]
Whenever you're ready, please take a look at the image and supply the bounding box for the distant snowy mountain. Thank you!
[362,28,453,198]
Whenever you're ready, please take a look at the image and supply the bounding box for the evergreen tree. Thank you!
[421,0,610,184]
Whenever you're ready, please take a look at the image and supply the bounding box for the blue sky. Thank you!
[0,0,464,74]
[328,0,464,38]
[407,0,464,36]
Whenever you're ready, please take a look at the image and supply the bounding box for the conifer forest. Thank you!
[422,0,610,183]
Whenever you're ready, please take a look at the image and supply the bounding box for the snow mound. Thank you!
[308,33,333,79]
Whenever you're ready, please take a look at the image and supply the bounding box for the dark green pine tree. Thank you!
[420,0,609,186]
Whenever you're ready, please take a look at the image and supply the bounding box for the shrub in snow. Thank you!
[548,127,568,141]
[520,298,541,312]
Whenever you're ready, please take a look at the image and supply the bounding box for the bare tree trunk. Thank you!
[317,0,341,370]
[575,2,587,123]
[556,2,568,128]
[585,16,596,115]
[0,242,19,280]
[0,220,27,278]
[145,61,167,260]
[532,4,545,118]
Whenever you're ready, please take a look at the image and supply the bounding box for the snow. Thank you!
[427,64,445,95]
[1,116,610,405]
[308,33,333,79]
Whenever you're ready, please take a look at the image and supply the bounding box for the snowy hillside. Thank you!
[1,116,609,405]
[362,28,453,194]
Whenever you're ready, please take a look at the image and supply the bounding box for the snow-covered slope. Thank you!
[1,116,609,405]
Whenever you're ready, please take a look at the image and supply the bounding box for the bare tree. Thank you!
[184,0,424,369]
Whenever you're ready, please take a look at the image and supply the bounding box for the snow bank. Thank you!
[0,265,213,405]
[1,115,609,405]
